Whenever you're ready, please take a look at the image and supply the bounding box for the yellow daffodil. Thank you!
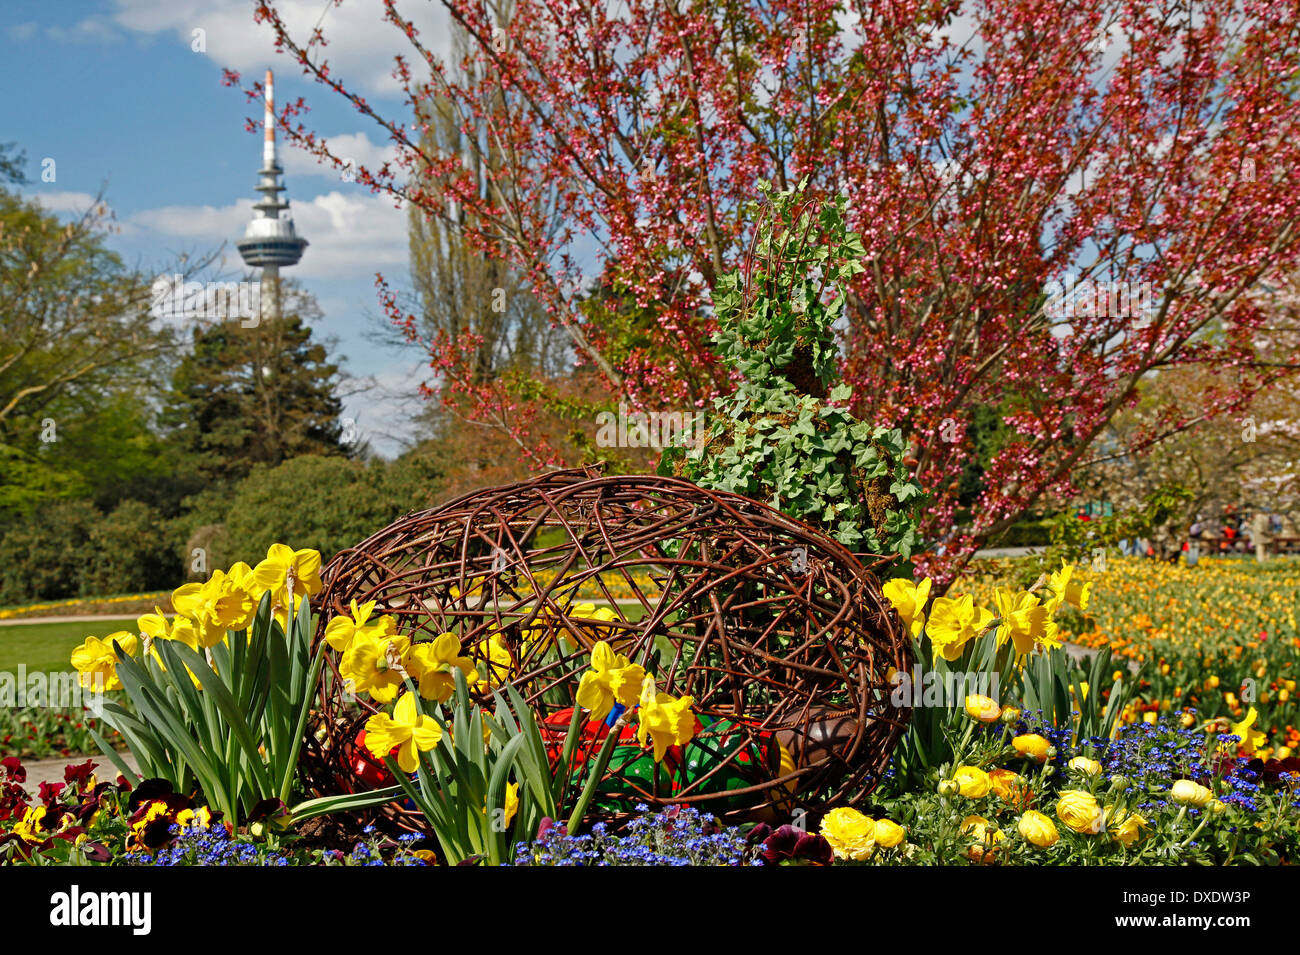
[70,632,139,691]
[1230,707,1266,755]
[993,587,1049,657]
[171,567,257,646]
[926,593,995,662]
[138,609,199,651]
[1046,561,1091,613]
[882,577,932,639]
[253,543,323,613]
[341,632,412,703]
[635,678,697,762]
[475,631,515,688]
[324,599,394,654]
[364,691,443,773]
[575,640,646,722]
[407,632,479,702]
[484,782,520,829]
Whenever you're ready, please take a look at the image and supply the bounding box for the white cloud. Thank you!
[125,189,409,282]
[25,190,108,215]
[45,16,123,44]
[281,131,401,181]
[99,0,451,95]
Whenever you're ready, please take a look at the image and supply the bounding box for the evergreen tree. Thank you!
[164,283,351,483]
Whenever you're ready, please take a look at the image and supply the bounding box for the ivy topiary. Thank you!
[659,180,924,567]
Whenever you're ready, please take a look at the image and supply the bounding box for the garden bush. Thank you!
[216,454,442,568]
[0,500,100,604]
[83,500,183,596]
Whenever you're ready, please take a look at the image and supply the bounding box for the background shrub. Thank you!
[0,500,99,604]
[216,454,443,569]
[83,499,183,595]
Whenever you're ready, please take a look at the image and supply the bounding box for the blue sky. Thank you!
[2,0,456,456]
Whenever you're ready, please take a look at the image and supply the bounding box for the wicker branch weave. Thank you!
[302,467,912,824]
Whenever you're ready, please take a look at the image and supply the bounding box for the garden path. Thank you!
[18,751,139,795]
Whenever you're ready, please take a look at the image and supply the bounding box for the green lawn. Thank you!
[0,619,135,674]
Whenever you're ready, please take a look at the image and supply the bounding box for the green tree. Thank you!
[164,283,351,483]
[211,452,443,569]
[0,186,195,515]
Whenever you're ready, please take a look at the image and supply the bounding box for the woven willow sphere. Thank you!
[304,467,912,823]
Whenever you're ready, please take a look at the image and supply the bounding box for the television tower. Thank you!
[235,69,307,322]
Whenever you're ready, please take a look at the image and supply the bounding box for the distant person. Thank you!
[1253,511,1270,562]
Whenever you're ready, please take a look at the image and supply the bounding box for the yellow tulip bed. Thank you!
[963,556,1300,758]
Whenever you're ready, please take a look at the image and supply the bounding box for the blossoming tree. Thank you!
[241,0,1300,576]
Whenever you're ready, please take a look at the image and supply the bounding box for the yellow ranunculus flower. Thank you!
[1170,779,1213,807]
[926,593,995,662]
[1068,756,1102,776]
[820,807,875,861]
[960,814,1002,863]
[1110,809,1148,847]
[873,818,905,848]
[70,632,139,691]
[964,693,1001,723]
[1056,789,1104,834]
[993,587,1049,657]
[1012,733,1051,762]
[575,640,646,722]
[989,768,1032,808]
[341,632,412,703]
[1017,810,1059,848]
[635,679,697,762]
[364,691,443,773]
[407,632,479,703]
[953,765,991,798]
[882,577,932,639]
